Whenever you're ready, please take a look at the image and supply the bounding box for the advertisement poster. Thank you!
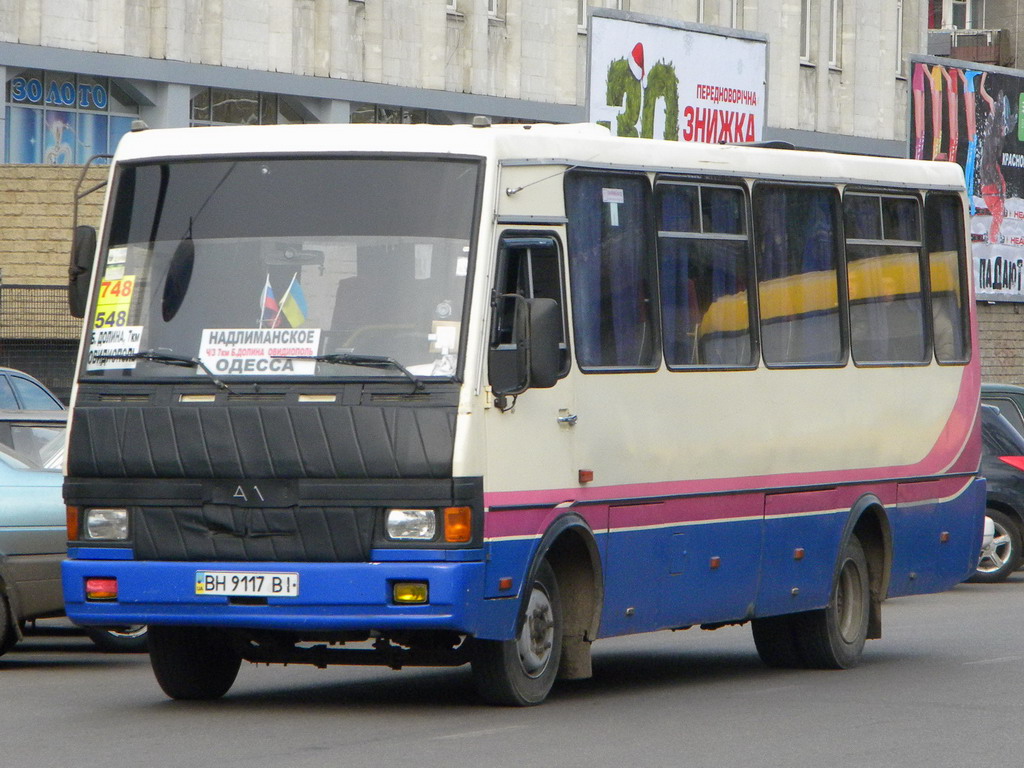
[588,13,767,144]
[910,59,1024,302]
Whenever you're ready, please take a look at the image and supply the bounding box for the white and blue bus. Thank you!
[62,121,984,705]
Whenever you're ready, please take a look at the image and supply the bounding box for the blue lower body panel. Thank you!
[62,557,517,640]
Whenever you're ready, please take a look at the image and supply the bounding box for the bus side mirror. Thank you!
[489,295,561,396]
[68,225,97,318]
[527,297,560,389]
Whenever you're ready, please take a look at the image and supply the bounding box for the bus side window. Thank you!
[565,171,660,371]
[753,184,845,367]
[655,180,756,368]
[491,234,570,375]
[843,192,928,365]
[925,193,970,363]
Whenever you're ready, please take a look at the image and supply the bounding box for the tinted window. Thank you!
[982,396,1024,436]
[565,172,659,370]
[753,185,844,366]
[656,181,755,368]
[925,193,970,363]
[844,192,927,364]
[10,375,63,410]
[982,406,1024,456]
[0,377,16,409]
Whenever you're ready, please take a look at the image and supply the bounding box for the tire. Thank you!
[792,536,871,669]
[753,537,871,670]
[85,625,148,653]
[472,560,563,706]
[0,591,16,657]
[751,613,803,669]
[969,509,1022,583]
[147,626,242,700]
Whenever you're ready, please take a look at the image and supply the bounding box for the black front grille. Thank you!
[133,504,376,562]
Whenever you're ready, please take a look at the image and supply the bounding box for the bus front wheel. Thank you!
[148,626,242,700]
[471,559,563,706]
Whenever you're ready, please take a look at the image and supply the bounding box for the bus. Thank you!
[62,120,984,705]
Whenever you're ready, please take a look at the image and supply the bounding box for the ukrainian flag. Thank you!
[279,273,308,328]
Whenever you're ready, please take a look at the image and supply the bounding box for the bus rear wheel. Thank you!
[148,626,242,700]
[752,536,870,670]
[471,560,563,706]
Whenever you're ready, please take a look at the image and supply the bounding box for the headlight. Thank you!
[385,508,436,540]
[85,508,129,541]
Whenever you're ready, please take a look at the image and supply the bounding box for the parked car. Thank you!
[0,372,146,654]
[0,367,65,411]
[971,404,1024,582]
[981,382,1024,436]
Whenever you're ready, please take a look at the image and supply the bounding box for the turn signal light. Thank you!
[85,577,118,601]
[66,506,80,541]
[444,507,472,543]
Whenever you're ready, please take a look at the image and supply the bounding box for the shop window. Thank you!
[190,88,310,127]
[4,69,137,164]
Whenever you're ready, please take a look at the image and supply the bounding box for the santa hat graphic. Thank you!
[628,42,644,81]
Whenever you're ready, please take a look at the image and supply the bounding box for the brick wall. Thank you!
[0,164,107,287]
[977,302,1024,385]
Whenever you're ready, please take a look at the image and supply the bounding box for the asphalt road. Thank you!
[5,575,1022,768]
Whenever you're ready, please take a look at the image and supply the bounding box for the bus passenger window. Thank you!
[491,234,569,375]
[844,193,928,365]
[753,185,844,366]
[565,172,659,371]
[925,193,970,363]
[656,181,755,368]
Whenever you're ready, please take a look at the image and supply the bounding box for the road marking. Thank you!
[433,726,529,741]
[963,655,1024,665]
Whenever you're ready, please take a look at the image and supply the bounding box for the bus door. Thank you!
[482,231,580,597]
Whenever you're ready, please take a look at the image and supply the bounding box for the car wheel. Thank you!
[0,591,17,657]
[148,626,241,700]
[85,625,148,653]
[969,508,1022,583]
[471,560,563,706]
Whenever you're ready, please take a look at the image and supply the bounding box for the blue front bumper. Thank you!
[62,554,517,640]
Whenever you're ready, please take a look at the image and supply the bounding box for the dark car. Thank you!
[973,404,1024,582]
[981,382,1024,436]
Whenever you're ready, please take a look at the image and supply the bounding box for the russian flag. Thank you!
[260,275,280,328]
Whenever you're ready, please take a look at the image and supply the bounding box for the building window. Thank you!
[896,0,904,74]
[829,0,843,67]
[800,0,812,61]
[190,88,309,126]
[4,69,138,164]
[578,0,587,30]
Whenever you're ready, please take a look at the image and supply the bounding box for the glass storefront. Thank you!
[5,69,138,164]
[190,88,310,126]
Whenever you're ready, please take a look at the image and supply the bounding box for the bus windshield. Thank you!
[83,156,481,381]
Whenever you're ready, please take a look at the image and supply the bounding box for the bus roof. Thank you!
[112,122,966,191]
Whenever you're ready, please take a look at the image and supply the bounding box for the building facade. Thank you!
[5,0,1024,390]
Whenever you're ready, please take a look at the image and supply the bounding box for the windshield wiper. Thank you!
[91,348,236,393]
[272,353,424,392]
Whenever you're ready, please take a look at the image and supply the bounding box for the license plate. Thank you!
[195,570,299,597]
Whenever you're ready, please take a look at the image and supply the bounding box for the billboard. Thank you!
[910,58,1024,302]
[588,13,767,144]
